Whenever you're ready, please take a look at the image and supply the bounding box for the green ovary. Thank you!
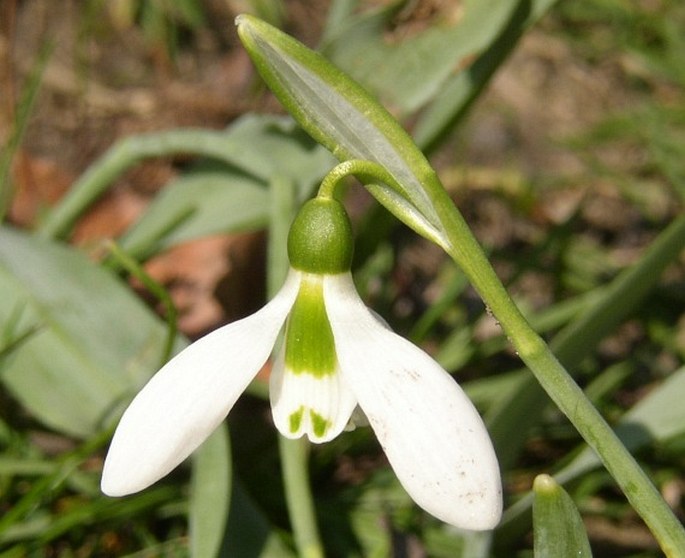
[284,274,337,377]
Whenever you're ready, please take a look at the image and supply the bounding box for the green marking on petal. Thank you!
[285,273,337,377]
[289,406,304,433]
[310,409,331,439]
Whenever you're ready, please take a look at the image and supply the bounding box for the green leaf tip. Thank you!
[533,474,593,558]
[533,473,558,495]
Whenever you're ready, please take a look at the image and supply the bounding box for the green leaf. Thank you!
[190,423,232,558]
[413,0,560,150]
[533,474,592,558]
[118,115,334,258]
[321,0,519,114]
[223,481,296,557]
[118,168,268,258]
[38,115,333,241]
[201,115,334,190]
[0,226,182,437]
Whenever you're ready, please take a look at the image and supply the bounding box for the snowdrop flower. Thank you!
[101,197,502,530]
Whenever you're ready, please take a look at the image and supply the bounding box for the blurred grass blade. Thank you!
[236,14,447,242]
[38,115,332,241]
[106,242,178,367]
[190,423,232,558]
[0,41,52,221]
[414,0,559,151]
[0,426,113,540]
[0,304,41,359]
[118,168,268,259]
[533,475,592,558]
[118,116,333,259]
[487,212,685,470]
[174,0,206,27]
[0,486,180,546]
[321,0,519,115]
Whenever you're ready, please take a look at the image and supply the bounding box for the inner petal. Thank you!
[269,273,357,442]
[271,358,357,443]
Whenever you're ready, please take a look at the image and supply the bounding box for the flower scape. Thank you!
[101,196,502,530]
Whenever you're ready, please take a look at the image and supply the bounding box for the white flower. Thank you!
[101,198,502,530]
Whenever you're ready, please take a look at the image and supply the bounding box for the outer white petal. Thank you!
[270,350,357,443]
[324,273,502,530]
[101,270,301,496]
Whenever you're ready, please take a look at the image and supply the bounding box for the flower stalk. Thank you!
[278,437,324,558]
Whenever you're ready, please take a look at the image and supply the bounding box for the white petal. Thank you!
[101,270,301,496]
[270,349,357,443]
[325,273,502,530]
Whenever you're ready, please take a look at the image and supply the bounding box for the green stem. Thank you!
[317,160,447,247]
[490,212,685,473]
[430,187,685,556]
[278,437,325,558]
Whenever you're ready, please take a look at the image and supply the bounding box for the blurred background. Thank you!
[1,0,684,556]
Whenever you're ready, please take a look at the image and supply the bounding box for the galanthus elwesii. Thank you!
[101,196,503,530]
